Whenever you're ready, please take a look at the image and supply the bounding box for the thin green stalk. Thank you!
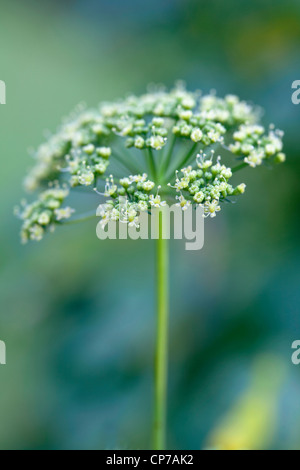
[61,212,97,225]
[112,149,141,175]
[178,142,199,169]
[165,142,198,182]
[154,216,169,450]
[147,148,157,182]
[232,162,248,173]
[160,134,176,178]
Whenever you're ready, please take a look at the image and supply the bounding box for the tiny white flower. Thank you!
[149,195,166,208]
[191,128,203,143]
[175,177,190,191]
[29,224,44,241]
[265,143,276,155]
[54,207,75,221]
[128,208,137,223]
[203,200,221,218]
[138,201,149,212]
[104,184,118,197]
[78,171,95,186]
[150,135,166,150]
[208,131,221,143]
[245,151,264,168]
[131,173,148,183]
[110,208,120,221]
[176,195,191,211]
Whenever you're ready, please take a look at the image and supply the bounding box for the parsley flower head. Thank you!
[17,84,285,242]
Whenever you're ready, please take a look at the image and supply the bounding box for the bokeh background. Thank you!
[1,0,300,450]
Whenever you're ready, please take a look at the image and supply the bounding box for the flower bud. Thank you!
[233,183,246,195]
[134,136,145,149]
[143,181,155,192]
[274,152,286,163]
[96,147,112,158]
[193,192,205,203]
[83,144,95,155]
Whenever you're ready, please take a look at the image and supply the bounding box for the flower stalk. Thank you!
[154,215,169,450]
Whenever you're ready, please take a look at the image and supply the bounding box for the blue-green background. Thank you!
[0,0,300,450]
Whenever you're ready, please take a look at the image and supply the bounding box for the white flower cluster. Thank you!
[17,84,285,241]
[23,86,259,193]
[170,151,247,218]
[200,94,258,125]
[229,124,286,168]
[16,188,74,243]
[97,174,166,229]
[66,145,111,187]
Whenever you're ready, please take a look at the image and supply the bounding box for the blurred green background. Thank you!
[1,0,300,450]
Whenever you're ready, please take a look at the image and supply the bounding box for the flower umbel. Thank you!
[16,84,285,241]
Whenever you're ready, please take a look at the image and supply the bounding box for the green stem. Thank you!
[147,148,157,182]
[178,142,199,169]
[165,142,198,182]
[61,212,97,225]
[154,218,169,450]
[113,149,141,175]
[161,134,176,178]
[232,162,248,173]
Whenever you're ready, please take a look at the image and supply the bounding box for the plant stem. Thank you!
[154,216,169,450]
[161,134,176,178]
[62,212,97,225]
[147,148,157,181]
[165,142,198,182]
[232,162,248,173]
[177,142,199,169]
[113,148,141,175]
